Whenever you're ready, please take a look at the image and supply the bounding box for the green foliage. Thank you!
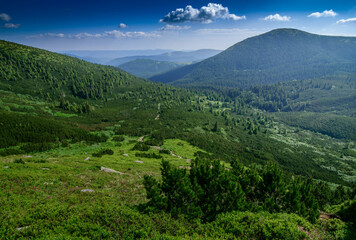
[152,29,356,88]
[0,40,147,101]
[132,142,150,151]
[143,158,325,223]
[13,158,25,164]
[211,211,311,239]
[135,152,162,159]
[92,148,114,157]
[0,111,106,154]
[112,135,125,142]
[337,197,356,225]
[159,149,171,154]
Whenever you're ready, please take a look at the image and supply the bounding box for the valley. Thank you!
[1,28,356,239]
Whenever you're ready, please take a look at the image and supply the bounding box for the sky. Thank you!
[1,0,356,51]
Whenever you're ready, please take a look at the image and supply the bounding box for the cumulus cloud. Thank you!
[160,24,191,31]
[28,30,160,39]
[4,23,20,29]
[118,23,127,29]
[264,14,291,21]
[308,9,337,18]
[0,13,11,21]
[160,3,246,24]
[336,18,356,24]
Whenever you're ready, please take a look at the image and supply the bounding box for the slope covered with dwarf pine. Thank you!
[151,29,356,88]
[0,40,148,101]
[1,40,356,239]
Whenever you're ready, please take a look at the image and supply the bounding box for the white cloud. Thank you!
[118,23,127,29]
[4,23,20,29]
[308,9,337,18]
[102,30,160,39]
[264,14,291,21]
[28,30,161,39]
[160,3,246,24]
[336,18,356,24]
[47,33,65,37]
[0,13,11,21]
[160,24,191,31]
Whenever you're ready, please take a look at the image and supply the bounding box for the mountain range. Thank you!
[107,49,222,66]
[150,29,356,88]
[118,59,188,78]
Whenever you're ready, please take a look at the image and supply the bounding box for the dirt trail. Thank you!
[138,135,148,142]
[155,103,160,120]
[319,212,340,220]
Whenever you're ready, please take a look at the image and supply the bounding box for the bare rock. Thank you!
[81,189,95,193]
[100,167,124,175]
[16,226,29,231]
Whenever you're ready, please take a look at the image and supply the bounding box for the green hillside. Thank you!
[118,59,188,78]
[151,29,356,88]
[0,40,147,101]
[1,39,356,239]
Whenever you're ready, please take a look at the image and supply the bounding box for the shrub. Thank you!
[13,158,25,164]
[112,135,125,142]
[142,158,320,223]
[159,149,170,154]
[0,147,24,156]
[132,142,150,151]
[20,142,53,153]
[135,153,162,159]
[92,148,114,157]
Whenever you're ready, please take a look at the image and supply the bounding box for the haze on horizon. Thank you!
[1,0,356,51]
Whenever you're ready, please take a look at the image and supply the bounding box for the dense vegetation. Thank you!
[0,37,356,238]
[151,29,356,88]
[0,40,147,101]
[143,158,355,223]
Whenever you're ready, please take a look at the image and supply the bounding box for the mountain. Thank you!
[118,59,188,78]
[150,29,356,88]
[1,39,356,240]
[60,49,172,64]
[106,49,222,66]
[0,40,149,101]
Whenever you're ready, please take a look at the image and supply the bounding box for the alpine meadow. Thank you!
[1,1,356,239]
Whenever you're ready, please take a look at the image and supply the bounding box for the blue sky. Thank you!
[1,0,356,51]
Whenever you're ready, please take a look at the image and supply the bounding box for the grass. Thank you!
[54,111,78,118]
[1,136,356,239]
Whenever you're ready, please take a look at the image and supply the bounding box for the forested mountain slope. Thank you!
[0,39,356,239]
[151,29,356,88]
[0,40,148,101]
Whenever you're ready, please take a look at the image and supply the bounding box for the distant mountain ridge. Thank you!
[150,29,356,88]
[60,49,172,64]
[106,49,222,66]
[118,59,188,78]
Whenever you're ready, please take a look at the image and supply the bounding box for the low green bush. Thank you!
[92,148,114,157]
